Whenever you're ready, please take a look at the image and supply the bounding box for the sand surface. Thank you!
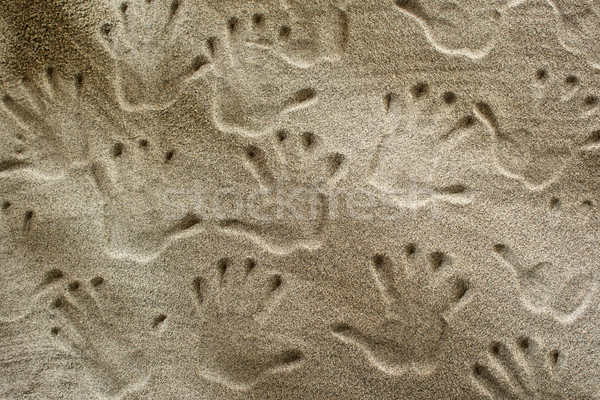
[1,0,600,399]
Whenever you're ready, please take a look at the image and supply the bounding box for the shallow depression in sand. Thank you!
[1,0,600,399]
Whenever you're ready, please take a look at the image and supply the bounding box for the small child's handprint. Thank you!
[99,0,213,111]
[218,128,347,254]
[331,246,471,376]
[472,337,564,399]
[192,257,304,391]
[48,276,150,399]
[475,70,600,190]
[1,68,89,174]
[369,82,477,207]
[204,4,321,137]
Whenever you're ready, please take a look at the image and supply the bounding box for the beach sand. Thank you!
[1,0,600,398]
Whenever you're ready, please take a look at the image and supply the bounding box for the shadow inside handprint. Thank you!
[331,247,470,376]
[192,257,304,391]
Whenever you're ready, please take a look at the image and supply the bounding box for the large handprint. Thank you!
[207,28,316,137]
[88,134,205,263]
[192,257,304,391]
[48,276,150,399]
[369,82,477,207]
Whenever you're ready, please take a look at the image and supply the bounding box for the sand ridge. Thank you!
[1,0,600,399]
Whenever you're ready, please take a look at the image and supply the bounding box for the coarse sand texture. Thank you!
[1,0,600,399]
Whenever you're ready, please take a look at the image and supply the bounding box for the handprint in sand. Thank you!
[88,135,204,263]
[475,70,600,190]
[492,244,596,323]
[205,0,349,137]
[99,0,213,111]
[393,0,514,59]
[0,67,89,174]
[369,82,478,207]
[48,276,149,399]
[218,128,346,254]
[192,257,304,391]
[331,246,471,376]
[472,337,566,399]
